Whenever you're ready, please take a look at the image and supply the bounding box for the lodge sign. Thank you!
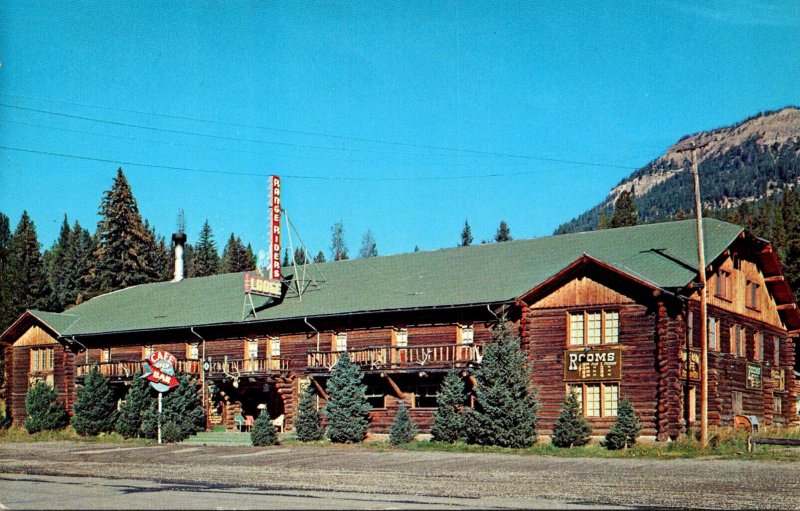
[564,347,621,382]
[746,362,762,390]
[244,272,282,298]
[680,349,700,381]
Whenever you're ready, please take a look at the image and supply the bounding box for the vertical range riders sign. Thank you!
[243,175,283,299]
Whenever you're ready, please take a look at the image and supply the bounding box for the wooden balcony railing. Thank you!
[76,359,201,379]
[206,356,290,376]
[307,343,482,372]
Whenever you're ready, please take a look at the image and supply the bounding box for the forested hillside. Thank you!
[556,107,800,234]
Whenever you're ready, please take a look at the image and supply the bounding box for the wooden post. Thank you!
[691,147,709,447]
[158,392,163,445]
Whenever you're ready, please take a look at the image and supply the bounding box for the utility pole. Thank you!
[678,141,709,446]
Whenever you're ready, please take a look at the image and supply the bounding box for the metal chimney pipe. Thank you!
[172,232,187,282]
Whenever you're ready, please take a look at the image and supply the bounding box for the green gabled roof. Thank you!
[27,219,744,338]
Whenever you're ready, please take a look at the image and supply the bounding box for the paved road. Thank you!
[0,442,798,509]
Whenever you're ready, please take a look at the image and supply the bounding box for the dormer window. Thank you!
[715,269,732,301]
[745,280,760,310]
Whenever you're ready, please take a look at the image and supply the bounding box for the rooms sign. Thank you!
[563,347,622,381]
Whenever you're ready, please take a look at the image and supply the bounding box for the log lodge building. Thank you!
[2,219,799,440]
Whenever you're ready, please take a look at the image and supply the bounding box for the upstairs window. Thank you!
[715,269,732,301]
[270,336,281,357]
[708,317,719,351]
[774,337,781,366]
[754,332,764,361]
[335,332,348,352]
[395,328,408,347]
[100,347,111,363]
[246,339,258,359]
[568,310,619,346]
[459,324,474,345]
[731,325,746,357]
[746,280,760,310]
[143,345,154,359]
[30,348,55,373]
[187,342,199,360]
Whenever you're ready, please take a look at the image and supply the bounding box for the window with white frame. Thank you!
[459,324,474,344]
[774,394,783,414]
[187,343,199,360]
[143,345,154,359]
[270,336,281,357]
[754,332,764,361]
[708,317,719,351]
[774,337,781,366]
[395,328,408,347]
[567,383,618,417]
[246,339,258,359]
[569,311,619,346]
[335,332,348,352]
[100,347,111,363]
[731,325,745,357]
[745,280,760,310]
[30,347,55,373]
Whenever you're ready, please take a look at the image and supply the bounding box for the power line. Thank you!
[0,145,593,181]
[0,100,639,170]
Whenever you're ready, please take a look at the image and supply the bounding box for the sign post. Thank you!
[142,350,179,445]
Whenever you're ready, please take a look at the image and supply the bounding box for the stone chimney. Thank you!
[172,232,187,282]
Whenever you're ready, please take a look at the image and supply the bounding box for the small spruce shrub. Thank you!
[324,354,370,443]
[140,374,204,443]
[295,383,324,441]
[430,369,467,443]
[24,382,69,433]
[389,402,418,445]
[251,411,279,446]
[602,399,642,450]
[115,374,151,438]
[72,367,118,436]
[551,390,592,448]
[466,321,540,448]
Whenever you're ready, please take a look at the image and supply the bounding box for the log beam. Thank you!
[777,303,798,311]
[310,377,328,400]
[383,373,404,398]
[764,276,785,283]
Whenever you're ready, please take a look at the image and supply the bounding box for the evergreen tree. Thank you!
[221,234,256,273]
[358,230,378,258]
[115,374,151,438]
[193,220,220,277]
[24,382,69,433]
[244,243,257,270]
[314,251,327,263]
[460,220,473,246]
[323,353,370,443]
[143,221,171,282]
[601,399,642,450]
[330,221,349,261]
[140,374,204,442]
[610,190,638,228]
[282,248,290,267]
[466,321,540,448]
[46,215,72,311]
[389,402,418,445]
[293,247,308,266]
[551,390,592,448]
[1,212,52,330]
[251,410,279,446]
[0,212,11,339]
[295,383,324,441]
[431,369,467,443]
[414,245,420,252]
[62,221,95,307]
[92,168,154,294]
[183,243,197,278]
[176,209,187,235]
[494,220,512,242]
[598,211,611,230]
[71,367,118,436]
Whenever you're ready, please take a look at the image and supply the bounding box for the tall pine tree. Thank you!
[460,220,474,246]
[358,230,378,258]
[221,234,256,273]
[466,320,540,448]
[610,190,638,228]
[330,221,349,261]
[494,220,512,242]
[193,220,220,277]
[92,168,154,294]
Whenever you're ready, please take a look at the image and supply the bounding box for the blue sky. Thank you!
[1,0,799,260]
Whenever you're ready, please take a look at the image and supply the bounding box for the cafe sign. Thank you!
[142,350,179,392]
[680,349,700,381]
[746,362,763,390]
[564,347,621,382]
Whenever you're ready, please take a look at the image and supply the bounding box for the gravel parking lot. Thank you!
[0,442,799,509]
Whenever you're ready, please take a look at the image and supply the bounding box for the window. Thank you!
[684,386,696,424]
[731,325,745,357]
[335,332,348,352]
[187,343,199,360]
[754,332,764,361]
[365,384,385,409]
[143,345,154,359]
[715,269,732,301]
[774,394,783,415]
[246,339,258,359]
[774,337,781,366]
[270,336,281,357]
[414,385,439,408]
[395,328,408,347]
[567,383,618,417]
[100,348,111,363]
[732,391,743,415]
[568,311,619,346]
[459,324,473,344]
[30,348,55,373]
[746,280,760,310]
[708,317,719,351]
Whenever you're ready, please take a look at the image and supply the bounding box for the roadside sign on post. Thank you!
[141,350,179,444]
